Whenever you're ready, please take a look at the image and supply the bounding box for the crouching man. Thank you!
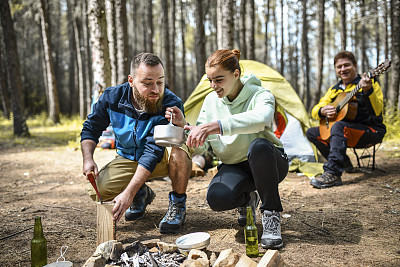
[80,53,191,233]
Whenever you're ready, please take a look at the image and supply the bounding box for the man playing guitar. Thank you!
[306,51,386,189]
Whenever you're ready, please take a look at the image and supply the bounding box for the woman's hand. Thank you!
[184,121,221,148]
[165,106,186,127]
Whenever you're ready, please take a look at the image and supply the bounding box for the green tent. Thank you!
[183,60,316,162]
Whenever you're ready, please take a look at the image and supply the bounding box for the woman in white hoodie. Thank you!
[167,49,289,249]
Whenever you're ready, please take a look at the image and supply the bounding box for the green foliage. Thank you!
[383,110,400,143]
[0,113,84,150]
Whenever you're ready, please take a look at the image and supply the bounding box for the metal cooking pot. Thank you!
[154,124,186,147]
[154,112,186,147]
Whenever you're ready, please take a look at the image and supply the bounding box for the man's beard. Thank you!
[132,85,163,114]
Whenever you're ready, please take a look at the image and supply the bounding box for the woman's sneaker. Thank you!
[125,184,156,221]
[237,191,260,227]
[261,210,283,249]
[159,192,186,234]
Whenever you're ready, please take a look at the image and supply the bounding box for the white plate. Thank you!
[175,232,210,250]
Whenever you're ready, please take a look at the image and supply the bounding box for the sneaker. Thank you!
[125,184,156,221]
[261,210,283,249]
[237,191,260,227]
[310,172,343,189]
[159,192,186,234]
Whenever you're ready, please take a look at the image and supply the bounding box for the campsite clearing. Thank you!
[0,142,399,266]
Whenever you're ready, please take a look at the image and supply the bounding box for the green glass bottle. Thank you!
[244,206,259,258]
[31,216,47,267]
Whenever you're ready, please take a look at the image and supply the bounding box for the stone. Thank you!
[82,255,106,267]
[141,238,161,248]
[213,248,239,267]
[93,240,117,261]
[110,242,123,261]
[157,241,178,253]
[124,241,148,256]
[188,249,208,261]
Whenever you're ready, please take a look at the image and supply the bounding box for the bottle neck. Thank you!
[246,206,254,225]
[34,217,44,238]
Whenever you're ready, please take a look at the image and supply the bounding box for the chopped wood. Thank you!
[97,202,116,245]
[257,250,285,267]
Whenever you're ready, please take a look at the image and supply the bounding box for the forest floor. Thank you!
[0,139,399,266]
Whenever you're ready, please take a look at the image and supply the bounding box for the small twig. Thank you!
[43,204,84,211]
[0,226,33,241]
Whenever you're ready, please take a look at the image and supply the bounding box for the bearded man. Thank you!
[81,53,191,234]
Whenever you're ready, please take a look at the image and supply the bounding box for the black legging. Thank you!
[206,138,289,212]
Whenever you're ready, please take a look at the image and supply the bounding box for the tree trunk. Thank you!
[194,0,206,81]
[0,0,30,136]
[240,0,247,58]
[279,0,284,74]
[179,0,187,100]
[384,0,389,99]
[106,0,117,86]
[375,0,380,66]
[314,0,325,109]
[82,0,93,116]
[300,0,310,109]
[272,1,278,68]
[217,0,234,50]
[264,0,270,65]
[115,0,129,84]
[360,0,369,70]
[170,0,176,92]
[66,0,76,116]
[389,0,400,111]
[72,0,86,118]
[161,0,172,90]
[39,0,61,124]
[0,46,10,119]
[88,0,111,118]
[246,0,255,59]
[340,0,346,50]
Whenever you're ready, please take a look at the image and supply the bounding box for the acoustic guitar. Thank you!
[319,59,391,141]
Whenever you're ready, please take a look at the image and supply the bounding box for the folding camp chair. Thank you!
[352,143,385,173]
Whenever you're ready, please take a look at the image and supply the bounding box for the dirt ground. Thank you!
[0,142,399,267]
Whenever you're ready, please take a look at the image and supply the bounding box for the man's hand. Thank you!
[81,139,99,179]
[320,105,337,119]
[360,73,372,92]
[112,189,134,222]
[166,106,186,127]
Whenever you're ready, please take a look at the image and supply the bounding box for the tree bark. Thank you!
[115,0,129,84]
[314,0,325,109]
[217,0,234,50]
[300,0,310,109]
[170,0,176,92]
[360,0,369,70]
[340,0,346,50]
[180,0,187,100]
[384,0,389,99]
[0,45,10,119]
[240,0,247,58]
[0,0,30,136]
[106,0,117,86]
[161,0,172,90]
[279,0,284,74]
[82,0,93,116]
[88,0,111,119]
[246,0,255,59]
[264,0,270,65]
[66,0,76,116]
[146,0,153,53]
[194,0,206,81]
[388,0,400,111]
[39,0,61,124]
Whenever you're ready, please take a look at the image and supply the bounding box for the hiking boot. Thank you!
[237,191,260,227]
[159,192,186,234]
[310,172,343,189]
[125,184,156,221]
[261,210,283,249]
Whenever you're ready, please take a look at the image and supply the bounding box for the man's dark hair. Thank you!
[334,51,357,66]
[130,53,164,77]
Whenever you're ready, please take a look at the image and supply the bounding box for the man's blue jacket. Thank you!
[81,82,184,172]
